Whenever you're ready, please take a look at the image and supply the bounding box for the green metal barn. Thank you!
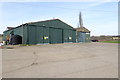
[3,19,76,44]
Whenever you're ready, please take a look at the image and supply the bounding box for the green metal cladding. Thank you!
[3,19,76,44]
[3,26,23,41]
[77,32,90,42]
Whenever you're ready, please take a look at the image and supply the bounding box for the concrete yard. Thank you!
[2,42,118,78]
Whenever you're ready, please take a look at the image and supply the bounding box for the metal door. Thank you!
[28,26,36,44]
[49,28,63,44]
[36,26,44,43]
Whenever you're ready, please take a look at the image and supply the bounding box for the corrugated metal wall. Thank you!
[86,33,90,42]
[49,28,63,44]
[27,25,50,44]
[3,26,23,42]
[13,27,23,37]
[23,25,28,44]
[43,27,49,43]
[72,30,76,43]
[63,29,73,43]
[77,32,90,42]
[26,25,76,44]
[36,26,44,43]
[28,26,37,44]
[25,19,76,44]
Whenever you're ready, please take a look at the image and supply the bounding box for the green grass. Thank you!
[100,40,120,43]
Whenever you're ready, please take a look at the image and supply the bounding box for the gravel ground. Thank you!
[2,42,118,78]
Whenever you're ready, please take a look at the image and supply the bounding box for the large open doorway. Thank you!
[11,35,22,45]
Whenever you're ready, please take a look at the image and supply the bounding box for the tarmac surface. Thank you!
[2,42,118,78]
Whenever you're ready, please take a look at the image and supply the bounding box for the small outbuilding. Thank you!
[76,12,91,42]
[3,19,76,44]
[76,27,90,42]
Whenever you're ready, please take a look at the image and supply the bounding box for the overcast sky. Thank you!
[0,1,118,36]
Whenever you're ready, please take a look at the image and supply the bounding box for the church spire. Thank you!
[79,12,83,27]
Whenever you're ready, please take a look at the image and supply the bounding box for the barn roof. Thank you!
[4,19,75,33]
[7,27,15,30]
[75,27,90,33]
[24,19,74,30]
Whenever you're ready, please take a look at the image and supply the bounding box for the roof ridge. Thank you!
[75,26,90,33]
[26,19,59,24]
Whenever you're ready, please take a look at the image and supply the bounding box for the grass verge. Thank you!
[100,40,120,43]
